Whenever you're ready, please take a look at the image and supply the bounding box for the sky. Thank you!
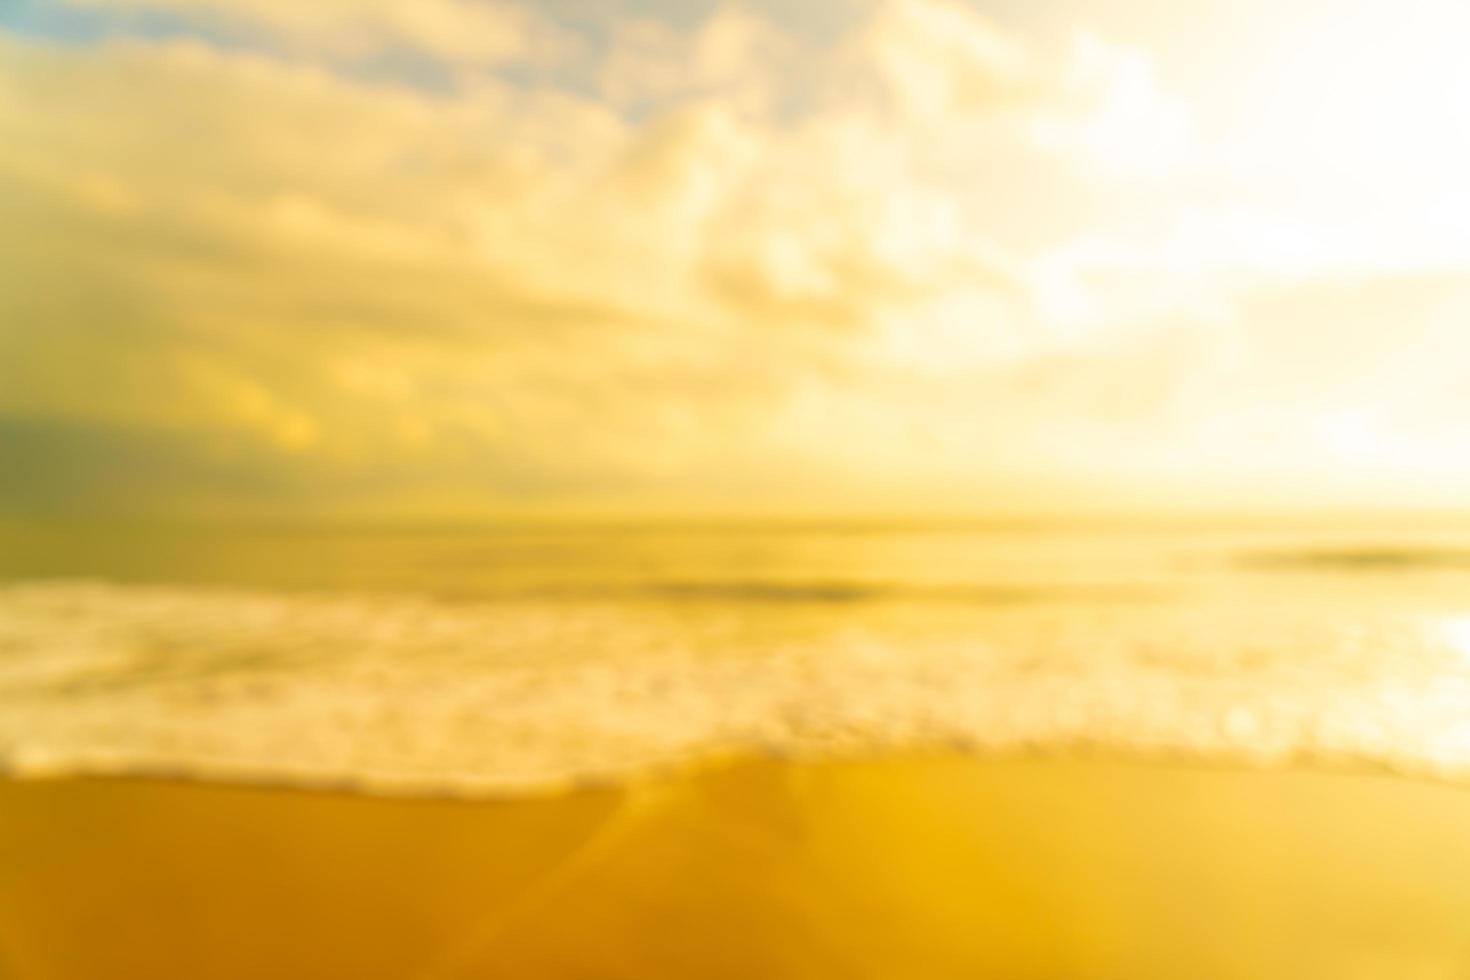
[4,0,1470,520]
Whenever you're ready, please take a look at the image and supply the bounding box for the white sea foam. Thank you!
[4,580,1470,796]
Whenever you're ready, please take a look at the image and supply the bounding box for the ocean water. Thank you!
[5,517,1470,795]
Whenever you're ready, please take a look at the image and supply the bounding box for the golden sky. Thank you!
[4,0,1470,519]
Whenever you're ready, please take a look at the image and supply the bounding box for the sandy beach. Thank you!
[5,754,1470,979]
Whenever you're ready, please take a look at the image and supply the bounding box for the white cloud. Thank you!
[856,0,1033,120]
[10,0,1464,514]
[1033,33,1193,179]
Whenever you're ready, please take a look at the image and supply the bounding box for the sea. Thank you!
[5,516,1470,797]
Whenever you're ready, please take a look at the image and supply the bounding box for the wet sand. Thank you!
[4,755,1470,979]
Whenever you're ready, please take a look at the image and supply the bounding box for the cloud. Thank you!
[598,5,792,111]
[8,0,1463,517]
[855,0,1034,119]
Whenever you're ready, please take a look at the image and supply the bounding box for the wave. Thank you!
[501,581,1165,605]
[1240,547,1470,572]
[4,580,1470,797]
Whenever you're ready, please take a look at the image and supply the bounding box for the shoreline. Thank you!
[2,738,1467,802]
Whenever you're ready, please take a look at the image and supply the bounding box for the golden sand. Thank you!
[5,754,1470,979]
